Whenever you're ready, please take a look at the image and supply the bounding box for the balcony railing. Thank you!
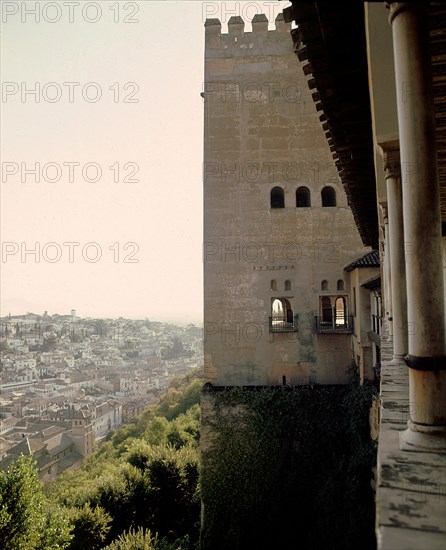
[372,314,382,336]
[269,315,298,333]
[315,315,353,334]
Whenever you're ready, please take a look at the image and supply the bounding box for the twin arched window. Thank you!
[321,279,344,291]
[271,279,292,291]
[270,186,336,208]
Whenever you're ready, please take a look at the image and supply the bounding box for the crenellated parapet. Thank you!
[205,14,291,56]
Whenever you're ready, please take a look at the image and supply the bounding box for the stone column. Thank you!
[380,205,393,340]
[381,144,408,361]
[389,1,446,452]
[443,237,446,324]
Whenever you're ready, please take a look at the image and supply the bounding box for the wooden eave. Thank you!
[284,1,378,248]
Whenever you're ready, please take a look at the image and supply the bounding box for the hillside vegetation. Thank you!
[1,368,203,550]
[1,365,377,550]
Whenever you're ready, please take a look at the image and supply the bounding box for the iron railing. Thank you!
[315,315,353,334]
[269,315,298,333]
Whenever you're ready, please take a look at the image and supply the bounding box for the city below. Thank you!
[0,310,203,479]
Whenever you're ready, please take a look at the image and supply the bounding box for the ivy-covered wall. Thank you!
[200,380,377,550]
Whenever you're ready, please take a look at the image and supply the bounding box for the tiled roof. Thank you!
[344,250,380,272]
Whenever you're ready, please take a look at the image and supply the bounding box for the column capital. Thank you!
[379,140,401,179]
[386,2,422,26]
[383,149,401,180]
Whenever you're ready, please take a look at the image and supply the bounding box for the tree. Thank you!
[0,340,10,353]
[105,527,158,549]
[69,502,112,550]
[0,455,72,549]
[42,334,58,352]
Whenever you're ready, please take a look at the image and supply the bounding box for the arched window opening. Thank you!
[285,280,291,291]
[321,280,329,291]
[337,279,345,291]
[317,296,352,333]
[335,297,347,325]
[270,186,285,208]
[282,375,287,386]
[321,296,332,323]
[321,186,336,207]
[271,297,295,331]
[296,186,311,207]
[272,298,285,319]
[270,279,277,291]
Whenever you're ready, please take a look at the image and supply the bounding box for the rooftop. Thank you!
[344,250,380,272]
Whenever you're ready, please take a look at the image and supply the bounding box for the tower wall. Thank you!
[71,413,93,458]
[203,15,368,385]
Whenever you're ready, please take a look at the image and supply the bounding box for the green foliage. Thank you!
[104,527,192,550]
[109,368,203,454]
[156,371,202,421]
[0,455,72,549]
[69,503,112,550]
[37,502,74,550]
[105,527,159,549]
[115,444,200,544]
[43,368,202,548]
[201,381,377,550]
[45,444,121,508]
[111,422,140,450]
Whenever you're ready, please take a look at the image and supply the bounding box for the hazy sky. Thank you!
[1,1,285,323]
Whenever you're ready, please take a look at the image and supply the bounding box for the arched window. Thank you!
[335,297,347,325]
[296,186,311,207]
[274,298,293,323]
[270,186,285,208]
[321,280,329,291]
[321,186,336,207]
[337,279,345,291]
[271,297,295,331]
[284,280,291,291]
[270,279,277,291]
[321,296,332,323]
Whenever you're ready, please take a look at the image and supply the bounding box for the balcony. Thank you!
[269,315,298,333]
[315,315,353,334]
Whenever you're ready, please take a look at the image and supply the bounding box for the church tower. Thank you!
[71,409,93,458]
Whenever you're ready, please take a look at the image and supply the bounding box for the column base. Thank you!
[391,354,406,364]
[399,419,446,453]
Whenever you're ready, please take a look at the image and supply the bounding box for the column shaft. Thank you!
[382,211,393,339]
[383,148,407,360]
[389,1,446,450]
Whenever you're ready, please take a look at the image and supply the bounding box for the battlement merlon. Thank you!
[205,13,291,48]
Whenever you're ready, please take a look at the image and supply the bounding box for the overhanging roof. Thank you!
[344,250,380,272]
[361,275,381,290]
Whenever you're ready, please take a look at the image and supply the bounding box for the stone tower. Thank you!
[71,409,93,458]
[203,14,368,386]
